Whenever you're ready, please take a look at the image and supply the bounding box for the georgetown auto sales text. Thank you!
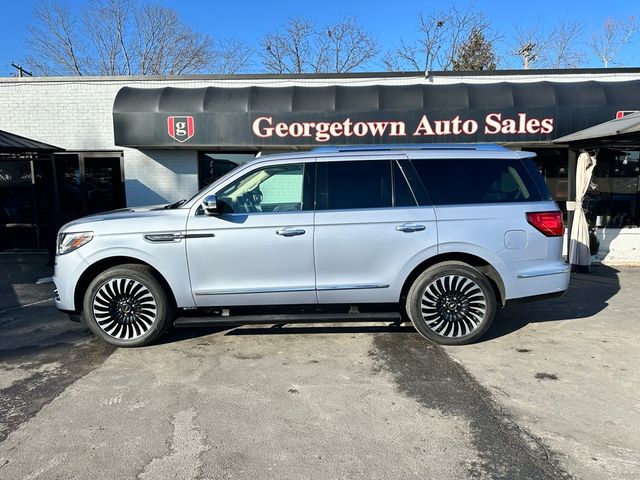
[252,113,554,142]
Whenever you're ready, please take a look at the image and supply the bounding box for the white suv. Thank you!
[53,144,570,347]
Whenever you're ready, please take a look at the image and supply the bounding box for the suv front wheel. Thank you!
[83,264,174,347]
[406,261,496,345]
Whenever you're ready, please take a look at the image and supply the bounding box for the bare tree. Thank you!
[211,39,254,75]
[85,0,134,75]
[590,16,638,67]
[548,20,585,69]
[322,18,378,73]
[386,5,492,72]
[26,0,252,76]
[262,17,378,74]
[512,21,585,69]
[263,17,317,74]
[27,0,89,75]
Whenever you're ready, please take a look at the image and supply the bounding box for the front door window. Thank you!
[217,164,305,213]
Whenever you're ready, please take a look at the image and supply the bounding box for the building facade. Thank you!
[1,69,639,251]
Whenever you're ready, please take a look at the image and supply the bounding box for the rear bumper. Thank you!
[504,289,567,306]
[507,262,570,301]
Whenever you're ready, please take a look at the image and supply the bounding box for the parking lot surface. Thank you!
[0,253,638,479]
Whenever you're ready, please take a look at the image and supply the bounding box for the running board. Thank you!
[173,312,402,328]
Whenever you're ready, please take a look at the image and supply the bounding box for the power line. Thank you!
[10,63,32,77]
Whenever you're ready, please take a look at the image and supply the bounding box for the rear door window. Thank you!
[411,158,544,205]
[317,160,392,210]
[393,161,418,207]
[316,159,420,210]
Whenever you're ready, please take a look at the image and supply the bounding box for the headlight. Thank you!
[57,231,94,255]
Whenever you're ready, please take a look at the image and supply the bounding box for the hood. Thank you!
[59,204,188,235]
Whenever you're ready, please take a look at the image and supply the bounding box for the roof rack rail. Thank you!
[311,144,508,153]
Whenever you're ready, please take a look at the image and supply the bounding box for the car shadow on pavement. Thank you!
[483,264,622,342]
[161,264,622,345]
[158,323,416,344]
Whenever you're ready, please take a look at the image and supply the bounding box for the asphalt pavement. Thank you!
[0,253,637,479]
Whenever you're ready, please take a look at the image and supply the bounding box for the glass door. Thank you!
[54,152,125,220]
[83,156,125,214]
[0,156,57,250]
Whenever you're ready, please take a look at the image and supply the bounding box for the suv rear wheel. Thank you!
[406,261,496,345]
[83,264,174,347]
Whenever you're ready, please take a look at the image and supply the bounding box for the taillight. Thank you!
[526,211,564,237]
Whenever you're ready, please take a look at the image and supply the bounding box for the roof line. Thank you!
[2,67,640,83]
[0,129,62,151]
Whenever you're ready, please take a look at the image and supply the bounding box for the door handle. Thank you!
[396,223,426,233]
[276,228,306,237]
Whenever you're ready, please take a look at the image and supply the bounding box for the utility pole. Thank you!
[10,63,32,77]
[517,43,537,70]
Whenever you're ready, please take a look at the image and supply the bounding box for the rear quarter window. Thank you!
[411,157,546,205]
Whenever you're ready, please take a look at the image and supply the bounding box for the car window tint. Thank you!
[318,160,392,210]
[412,158,544,205]
[393,161,417,207]
[217,164,304,213]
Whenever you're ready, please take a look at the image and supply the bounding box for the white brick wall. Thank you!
[0,77,219,206]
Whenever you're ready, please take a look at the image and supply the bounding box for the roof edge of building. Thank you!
[2,67,640,84]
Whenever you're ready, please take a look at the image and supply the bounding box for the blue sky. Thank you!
[0,0,638,76]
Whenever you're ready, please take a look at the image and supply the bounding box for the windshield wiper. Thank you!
[165,199,186,209]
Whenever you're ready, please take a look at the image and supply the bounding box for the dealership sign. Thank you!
[252,113,554,143]
[113,82,640,148]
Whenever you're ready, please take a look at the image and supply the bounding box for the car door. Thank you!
[186,160,317,306]
[314,156,438,304]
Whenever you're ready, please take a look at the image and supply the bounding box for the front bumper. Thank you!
[52,250,90,312]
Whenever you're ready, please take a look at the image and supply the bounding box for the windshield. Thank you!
[183,162,248,206]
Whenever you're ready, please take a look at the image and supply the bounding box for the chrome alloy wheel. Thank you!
[420,274,487,338]
[92,278,158,340]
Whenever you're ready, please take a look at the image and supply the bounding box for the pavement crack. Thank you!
[137,408,209,480]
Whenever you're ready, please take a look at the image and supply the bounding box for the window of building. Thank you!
[198,152,257,189]
[584,149,640,227]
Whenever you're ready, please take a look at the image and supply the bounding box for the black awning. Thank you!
[113,81,640,148]
[0,130,61,153]
[553,111,640,149]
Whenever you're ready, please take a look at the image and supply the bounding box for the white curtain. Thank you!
[569,151,597,268]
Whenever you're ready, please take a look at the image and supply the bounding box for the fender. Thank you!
[438,241,512,297]
[79,245,196,308]
[392,242,512,300]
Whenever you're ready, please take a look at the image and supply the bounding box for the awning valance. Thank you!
[113,81,640,148]
[553,111,640,148]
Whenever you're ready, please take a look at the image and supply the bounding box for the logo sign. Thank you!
[616,110,638,119]
[167,116,195,142]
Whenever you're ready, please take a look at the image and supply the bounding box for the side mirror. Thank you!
[202,194,218,215]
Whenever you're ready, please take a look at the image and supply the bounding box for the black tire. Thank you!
[82,264,174,347]
[406,261,496,345]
